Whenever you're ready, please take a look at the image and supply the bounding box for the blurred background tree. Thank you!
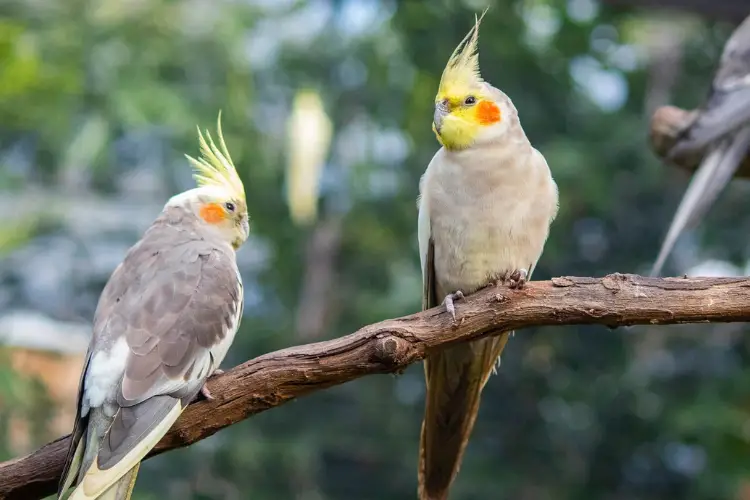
[1,0,750,499]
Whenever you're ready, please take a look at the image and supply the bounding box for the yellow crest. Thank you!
[185,111,245,202]
[437,8,489,96]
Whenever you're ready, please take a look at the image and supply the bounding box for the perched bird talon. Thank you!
[443,290,465,321]
[508,268,528,289]
[199,384,215,401]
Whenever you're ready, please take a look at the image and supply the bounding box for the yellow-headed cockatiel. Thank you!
[417,12,559,500]
[57,114,248,500]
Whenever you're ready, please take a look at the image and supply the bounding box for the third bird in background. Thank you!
[416,10,559,500]
[651,15,750,277]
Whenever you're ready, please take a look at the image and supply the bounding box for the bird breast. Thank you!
[424,147,556,296]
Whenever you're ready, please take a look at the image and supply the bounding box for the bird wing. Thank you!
[653,16,750,276]
[417,181,436,311]
[651,125,750,276]
[670,16,750,157]
[670,86,750,157]
[58,347,94,497]
[61,215,242,499]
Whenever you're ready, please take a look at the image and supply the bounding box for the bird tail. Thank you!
[418,332,510,500]
[651,124,750,277]
[63,465,139,500]
[59,408,111,500]
[95,465,140,500]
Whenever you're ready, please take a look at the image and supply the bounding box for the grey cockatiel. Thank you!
[57,114,249,500]
[416,13,559,500]
[651,15,750,276]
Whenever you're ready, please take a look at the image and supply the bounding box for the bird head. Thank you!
[167,112,249,249]
[433,10,511,151]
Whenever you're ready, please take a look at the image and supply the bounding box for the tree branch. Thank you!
[3,274,750,500]
[649,105,750,178]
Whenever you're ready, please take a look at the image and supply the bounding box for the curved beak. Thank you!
[433,100,449,134]
[240,217,250,240]
[233,215,250,249]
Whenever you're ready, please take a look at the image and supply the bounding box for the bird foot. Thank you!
[442,290,465,321]
[199,384,215,401]
[507,268,528,289]
[197,369,225,401]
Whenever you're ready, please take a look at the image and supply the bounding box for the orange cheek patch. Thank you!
[476,101,501,125]
[199,203,225,224]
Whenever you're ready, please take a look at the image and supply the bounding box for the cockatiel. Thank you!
[417,13,558,500]
[57,114,249,500]
[651,15,750,277]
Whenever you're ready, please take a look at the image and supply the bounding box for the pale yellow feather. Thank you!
[185,111,245,203]
[437,8,489,97]
[68,402,182,500]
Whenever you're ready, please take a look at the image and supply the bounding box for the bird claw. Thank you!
[197,369,227,401]
[442,290,465,321]
[199,384,215,401]
[508,268,528,289]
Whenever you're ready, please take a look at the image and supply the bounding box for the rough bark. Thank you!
[650,105,750,178]
[3,274,750,500]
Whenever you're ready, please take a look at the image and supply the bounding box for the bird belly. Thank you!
[431,200,547,296]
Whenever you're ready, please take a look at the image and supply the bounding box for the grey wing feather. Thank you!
[57,349,94,496]
[66,208,242,483]
[93,210,241,406]
[97,395,181,470]
[653,17,750,276]
[651,125,750,276]
[422,239,438,311]
[714,15,750,87]
[670,16,750,158]
[670,88,750,157]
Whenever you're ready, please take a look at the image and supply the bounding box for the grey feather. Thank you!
[669,16,750,158]
[58,205,242,497]
[669,88,750,157]
[653,16,750,276]
[422,239,437,311]
[651,125,750,276]
[58,349,93,498]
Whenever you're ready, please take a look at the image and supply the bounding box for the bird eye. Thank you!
[224,202,235,212]
[464,96,477,105]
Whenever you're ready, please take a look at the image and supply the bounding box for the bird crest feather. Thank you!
[438,9,489,96]
[185,111,245,202]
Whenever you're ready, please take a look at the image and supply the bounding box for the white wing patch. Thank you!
[82,336,129,415]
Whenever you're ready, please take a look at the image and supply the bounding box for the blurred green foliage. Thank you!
[1,0,750,499]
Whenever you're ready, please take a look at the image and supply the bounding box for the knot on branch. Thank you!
[371,335,412,369]
[602,273,628,292]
